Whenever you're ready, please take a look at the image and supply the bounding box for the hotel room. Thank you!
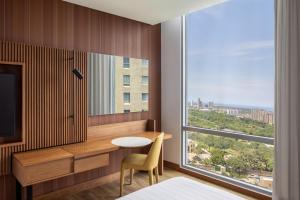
[0,0,298,199]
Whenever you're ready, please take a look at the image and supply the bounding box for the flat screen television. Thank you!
[0,63,22,144]
[0,74,17,136]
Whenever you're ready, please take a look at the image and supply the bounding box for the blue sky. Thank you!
[186,0,275,108]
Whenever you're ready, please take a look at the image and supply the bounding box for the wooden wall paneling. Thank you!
[89,9,101,53]
[0,0,4,40]
[73,5,91,52]
[0,0,161,199]
[62,49,66,144]
[59,2,75,50]
[148,25,161,130]
[54,48,59,146]
[0,41,87,177]
[1,0,161,130]
[29,0,44,44]
[0,175,16,200]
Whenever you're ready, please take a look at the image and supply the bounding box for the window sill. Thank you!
[164,161,271,200]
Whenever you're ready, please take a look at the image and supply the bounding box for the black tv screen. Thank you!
[0,74,17,137]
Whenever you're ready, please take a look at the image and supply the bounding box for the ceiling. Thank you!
[63,0,226,25]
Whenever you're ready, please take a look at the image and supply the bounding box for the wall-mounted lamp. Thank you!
[69,51,84,122]
[72,68,84,80]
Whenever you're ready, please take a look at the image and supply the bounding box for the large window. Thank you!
[183,0,274,195]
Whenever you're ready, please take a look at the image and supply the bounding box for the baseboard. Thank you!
[164,161,272,200]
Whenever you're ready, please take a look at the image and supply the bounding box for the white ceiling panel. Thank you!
[63,0,226,25]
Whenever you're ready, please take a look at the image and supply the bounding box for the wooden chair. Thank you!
[119,133,164,196]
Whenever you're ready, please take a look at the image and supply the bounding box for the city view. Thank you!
[186,98,274,189]
[185,0,274,191]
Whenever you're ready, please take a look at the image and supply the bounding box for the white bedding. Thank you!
[117,177,245,200]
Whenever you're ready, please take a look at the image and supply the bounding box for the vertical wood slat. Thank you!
[0,41,87,175]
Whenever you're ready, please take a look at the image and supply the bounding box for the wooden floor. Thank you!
[36,168,257,200]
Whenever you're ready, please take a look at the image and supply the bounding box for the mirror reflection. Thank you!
[88,53,149,115]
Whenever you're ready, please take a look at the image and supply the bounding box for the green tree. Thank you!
[210,148,226,166]
[226,156,248,176]
[188,108,274,138]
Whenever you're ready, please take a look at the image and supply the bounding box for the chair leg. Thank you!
[148,170,153,185]
[120,165,125,197]
[154,166,159,183]
[130,169,134,185]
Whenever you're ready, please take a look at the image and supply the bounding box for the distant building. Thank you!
[225,108,239,116]
[215,165,226,174]
[197,98,203,108]
[259,176,273,189]
[250,109,274,125]
[115,56,149,113]
[208,101,214,109]
[187,139,197,153]
[191,100,199,108]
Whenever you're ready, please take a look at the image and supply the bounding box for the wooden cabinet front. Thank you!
[74,153,109,173]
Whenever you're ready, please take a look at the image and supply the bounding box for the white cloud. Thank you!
[228,40,274,56]
[188,40,274,58]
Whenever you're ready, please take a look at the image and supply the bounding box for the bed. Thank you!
[117,177,245,200]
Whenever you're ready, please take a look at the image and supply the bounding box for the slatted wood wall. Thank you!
[0,41,87,175]
[0,1,161,199]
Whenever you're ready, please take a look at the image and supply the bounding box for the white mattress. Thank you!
[117,177,245,200]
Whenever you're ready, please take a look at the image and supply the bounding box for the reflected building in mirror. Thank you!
[88,53,149,115]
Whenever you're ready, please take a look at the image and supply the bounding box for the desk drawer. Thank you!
[13,157,73,186]
[74,153,109,173]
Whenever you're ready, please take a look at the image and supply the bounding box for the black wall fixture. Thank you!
[72,68,83,80]
[69,51,84,122]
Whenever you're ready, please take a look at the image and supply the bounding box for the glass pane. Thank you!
[123,57,130,68]
[123,93,130,103]
[187,107,274,138]
[142,76,149,85]
[142,93,148,102]
[185,131,273,190]
[123,75,130,86]
[88,53,149,115]
[186,0,275,138]
[142,59,149,67]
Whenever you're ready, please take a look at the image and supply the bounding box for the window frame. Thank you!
[123,92,131,104]
[181,15,273,196]
[141,75,149,85]
[123,57,130,68]
[142,93,149,102]
[141,59,149,67]
[123,75,130,86]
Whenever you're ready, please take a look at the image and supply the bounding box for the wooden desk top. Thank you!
[13,148,73,167]
[63,131,172,159]
[12,120,172,188]
[14,131,172,164]
[62,139,118,159]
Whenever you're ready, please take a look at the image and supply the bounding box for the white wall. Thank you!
[161,17,182,165]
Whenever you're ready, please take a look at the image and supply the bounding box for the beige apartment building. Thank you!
[88,53,149,115]
[115,56,149,113]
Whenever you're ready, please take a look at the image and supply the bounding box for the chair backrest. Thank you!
[144,133,164,169]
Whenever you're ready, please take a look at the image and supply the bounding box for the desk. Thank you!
[13,120,172,200]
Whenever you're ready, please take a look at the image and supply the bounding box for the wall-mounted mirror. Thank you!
[88,53,149,116]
